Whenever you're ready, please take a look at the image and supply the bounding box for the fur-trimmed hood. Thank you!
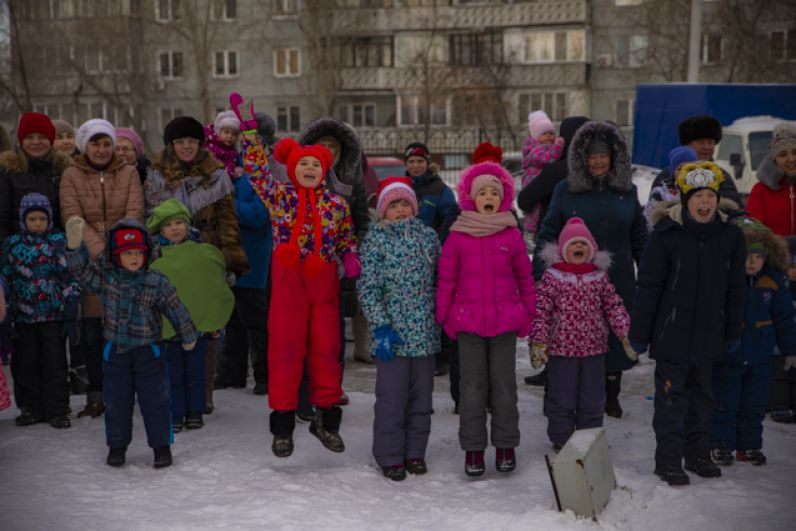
[0,148,72,176]
[567,121,632,193]
[650,198,740,227]
[105,218,154,268]
[457,161,515,212]
[735,217,790,272]
[538,240,613,272]
[755,156,792,191]
[298,117,362,185]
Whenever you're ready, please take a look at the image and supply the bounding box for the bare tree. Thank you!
[0,0,33,113]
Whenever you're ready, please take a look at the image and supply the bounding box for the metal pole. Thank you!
[687,0,702,82]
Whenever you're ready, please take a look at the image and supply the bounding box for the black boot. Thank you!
[655,464,690,486]
[605,372,623,418]
[172,416,184,433]
[107,447,127,467]
[310,406,345,453]
[49,415,71,429]
[184,412,204,430]
[15,409,44,427]
[270,410,296,458]
[524,367,547,386]
[69,366,89,395]
[684,457,721,478]
[153,446,172,468]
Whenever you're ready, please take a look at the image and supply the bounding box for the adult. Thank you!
[254,111,288,183]
[60,118,145,418]
[0,112,71,244]
[533,121,648,418]
[746,123,796,236]
[52,120,79,159]
[0,124,12,154]
[650,115,740,204]
[115,127,150,185]
[145,116,249,414]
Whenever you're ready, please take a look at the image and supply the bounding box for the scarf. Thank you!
[552,262,597,274]
[450,210,517,237]
[273,185,325,277]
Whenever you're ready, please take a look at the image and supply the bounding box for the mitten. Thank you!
[630,341,648,355]
[784,355,796,372]
[225,271,237,287]
[343,252,361,279]
[182,341,197,352]
[373,325,403,363]
[725,339,741,353]
[530,343,548,369]
[621,338,639,361]
[62,300,82,345]
[554,136,566,148]
[229,92,258,133]
[65,217,85,250]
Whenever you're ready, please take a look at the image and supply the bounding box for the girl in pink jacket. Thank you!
[436,160,536,477]
[530,217,635,450]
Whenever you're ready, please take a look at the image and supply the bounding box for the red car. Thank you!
[364,156,407,209]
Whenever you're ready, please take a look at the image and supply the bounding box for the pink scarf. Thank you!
[450,210,517,237]
[552,262,597,274]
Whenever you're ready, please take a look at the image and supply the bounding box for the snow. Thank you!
[2,344,795,531]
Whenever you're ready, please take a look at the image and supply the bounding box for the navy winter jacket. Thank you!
[232,173,271,290]
[410,170,457,234]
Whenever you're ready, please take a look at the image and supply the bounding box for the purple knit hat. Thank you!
[115,128,144,159]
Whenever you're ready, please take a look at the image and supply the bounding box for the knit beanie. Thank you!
[376,177,418,220]
[470,174,504,200]
[77,119,116,153]
[558,217,598,263]
[146,198,192,235]
[676,161,724,204]
[404,142,431,162]
[52,119,76,137]
[273,138,333,189]
[668,146,698,173]
[163,116,205,146]
[111,227,149,266]
[115,127,144,159]
[528,110,555,139]
[254,112,277,145]
[678,115,722,145]
[472,142,502,164]
[18,192,53,232]
[769,122,796,159]
[17,112,55,145]
[214,110,240,133]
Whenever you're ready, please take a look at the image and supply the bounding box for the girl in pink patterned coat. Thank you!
[530,217,635,450]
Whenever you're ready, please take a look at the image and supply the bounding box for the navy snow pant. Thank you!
[12,322,69,418]
[103,342,171,449]
[217,286,269,387]
[769,355,796,413]
[164,338,207,419]
[372,355,435,468]
[653,359,713,467]
[711,361,770,451]
[545,355,606,445]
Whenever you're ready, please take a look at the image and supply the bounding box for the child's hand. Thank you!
[530,343,548,369]
[373,325,403,362]
[182,341,197,351]
[784,355,796,372]
[622,338,639,361]
[554,136,565,148]
[233,166,245,179]
[65,217,85,250]
[343,253,361,279]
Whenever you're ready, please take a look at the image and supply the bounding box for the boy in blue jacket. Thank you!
[710,218,796,466]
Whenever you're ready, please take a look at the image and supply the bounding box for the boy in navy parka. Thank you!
[710,218,796,466]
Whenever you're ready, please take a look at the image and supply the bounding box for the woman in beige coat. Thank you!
[59,119,144,418]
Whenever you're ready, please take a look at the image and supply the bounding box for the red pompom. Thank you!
[472,142,502,164]
[273,138,299,164]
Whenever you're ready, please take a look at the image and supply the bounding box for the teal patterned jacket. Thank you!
[358,217,440,358]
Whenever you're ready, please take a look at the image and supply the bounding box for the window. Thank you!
[277,106,301,132]
[274,0,297,17]
[160,107,184,131]
[615,99,634,127]
[274,48,301,77]
[395,33,448,66]
[159,51,183,78]
[106,46,129,72]
[213,50,238,77]
[340,37,394,68]
[399,95,448,127]
[338,103,376,127]
[771,30,796,60]
[156,0,180,21]
[522,31,585,63]
[449,32,503,66]
[701,34,722,65]
[615,35,647,67]
[518,92,567,123]
[213,0,235,19]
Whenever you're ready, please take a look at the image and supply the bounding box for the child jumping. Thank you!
[358,177,440,481]
[531,217,635,450]
[436,159,536,477]
[65,217,199,468]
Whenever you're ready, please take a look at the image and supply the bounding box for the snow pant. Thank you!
[769,355,796,412]
[299,290,347,410]
[204,338,218,407]
[653,359,713,467]
[74,317,104,404]
[267,259,342,411]
[164,338,207,419]
[103,342,171,449]
[444,334,460,405]
[373,355,435,467]
[217,286,269,387]
[352,308,371,362]
[711,360,770,451]
[546,355,606,445]
[457,332,520,451]
[12,322,69,418]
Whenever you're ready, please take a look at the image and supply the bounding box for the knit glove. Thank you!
[65,217,85,250]
[620,338,639,361]
[373,325,403,363]
[530,343,548,369]
[182,341,197,352]
[343,252,361,279]
[784,355,796,372]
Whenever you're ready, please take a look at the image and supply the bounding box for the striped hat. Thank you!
[376,177,418,220]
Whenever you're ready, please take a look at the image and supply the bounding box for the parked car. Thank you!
[367,157,406,182]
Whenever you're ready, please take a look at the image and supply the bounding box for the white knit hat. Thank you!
[214,110,240,133]
[528,110,555,139]
[77,118,116,153]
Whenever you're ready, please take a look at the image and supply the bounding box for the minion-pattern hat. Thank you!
[676,161,724,198]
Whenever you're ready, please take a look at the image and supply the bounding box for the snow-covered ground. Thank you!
[1,342,795,531]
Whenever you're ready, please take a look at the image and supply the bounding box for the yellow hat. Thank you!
[676,161,724,196]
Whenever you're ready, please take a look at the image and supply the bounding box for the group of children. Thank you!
[1,101,795,489]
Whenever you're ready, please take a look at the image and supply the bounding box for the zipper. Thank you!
[658,307,676,340]
[671,259,680,291]
[100,171,108,240]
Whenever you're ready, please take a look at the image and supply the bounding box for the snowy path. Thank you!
[1,344,795,530]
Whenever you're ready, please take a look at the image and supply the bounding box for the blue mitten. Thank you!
[373,325,404,362]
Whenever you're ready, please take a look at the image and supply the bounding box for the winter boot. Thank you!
[495,448,516,473]
[184,412,204,430]
[605,372,623,418]
[406,458,427,475]
[15,409,44,426]
[465,450,485,477]
[524,367,547,386]
[106,447,127,467]
[336,392,349,406]
[552,442,564,452]
[252,382,268,396]
[382,464,407,481]
[69,365,89,395]
[49,415,71,429]
[684,457,721,478]
[204,400,214,415]
[770,410,794,423]
[654,464,690,486]
[172,416,184,433]
[153,446,173,469]
[711,448,734,466]
[310,406,345,453]
[270,410,296,458]
[77,401,104,418]
[736,449,767,466]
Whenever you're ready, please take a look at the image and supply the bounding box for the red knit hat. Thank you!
[18,112,56,145]
[558,217,598,263]
[376,177,418,219]
[472,142,502,164]
[112,228,149,266]
[273,138,333,189]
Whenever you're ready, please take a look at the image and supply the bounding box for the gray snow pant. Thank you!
[372,355,435,467]
[457,332,520,451]
[545,355,606,445]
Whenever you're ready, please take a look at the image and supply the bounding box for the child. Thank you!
[358,177,440,481]
[205,110,242,178]
[630,161,746,486]
[235,94,359,458]
[436,159,536,477]
[0,281,9,412]
[643,146,697,231]
[520,110,565,250]
[531,217,635,450]
[710,218,796,466]
[147,198,235,432]
[65,216,199,468]
[769,235,796,423]
[1,193,80,428]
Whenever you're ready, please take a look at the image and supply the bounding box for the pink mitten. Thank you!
[343,253,361,279]
[554,136,565,148]
[229,92,257,133]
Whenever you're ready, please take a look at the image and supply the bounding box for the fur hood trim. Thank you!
[651,197,739,227]
[457,161,515,212]
[150,145,224,184]
[0,148,72,175]
[538,240,613,272]
[735,218,790,272]
[756,157,787,191]
[298,117,362,185]
[567,121,632,193]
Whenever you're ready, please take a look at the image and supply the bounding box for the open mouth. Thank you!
[696,207,712,217]
[573,250,585,258]
[483,204,495,212]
